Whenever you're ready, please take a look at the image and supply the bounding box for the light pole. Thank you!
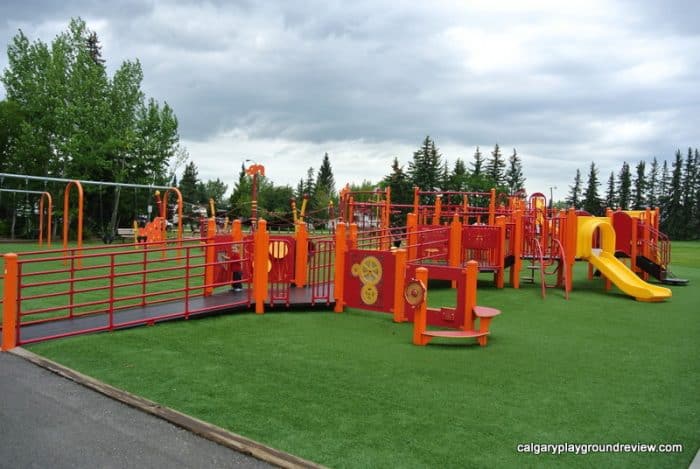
[548,185,557,210]
[245,159,265,229]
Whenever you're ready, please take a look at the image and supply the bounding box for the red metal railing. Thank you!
[9,236,253,345]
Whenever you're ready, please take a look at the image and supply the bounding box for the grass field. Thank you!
[14,241,700,467]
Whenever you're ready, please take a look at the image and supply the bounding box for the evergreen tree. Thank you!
[566,169,583,208]
[582,162,603,215]
[680,147,698,239]
[660,160,670,199]
[315,152,336,199]
[485,143,505,187]
[408,135,442,191]
[617,162,632,210]
[471,146,484,176]
[662,150,684,237]
[448,158,469,192]
[504,148,525,194]
[179,161,200,203]
[604,172,616,209]
[305,167,315,197]
[647,157,659,207]
[381,157,413,224]
[632,161,646,209]
[229,163,249,216]
[693,149,700,239]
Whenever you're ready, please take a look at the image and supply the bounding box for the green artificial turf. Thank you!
[27,241,700,468]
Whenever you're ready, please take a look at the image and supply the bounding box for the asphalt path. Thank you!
[0,352,274,469]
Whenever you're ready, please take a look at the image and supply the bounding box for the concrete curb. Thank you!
[10,347,326,469]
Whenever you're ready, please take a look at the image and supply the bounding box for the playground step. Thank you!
[422,330,489,339]
[473,306,501,318]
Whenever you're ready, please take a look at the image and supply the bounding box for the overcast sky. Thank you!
[1,0,698,201]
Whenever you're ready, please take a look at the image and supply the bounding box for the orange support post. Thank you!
[448,214,462,288]
[462,260,478,332]
[63,180,84,267]
[643,208,652,260]
[38,192,52,248]
[564,208,577,291]
[334,223,347,313]
[407,213,418,261]
[204,218,216,296]
[2,253,18,351]
[511,210,523,289]
[392,248,407,322]
[412,267,430,346]
[349,223,358,250]
[432,195,442,226]
[488,188,496,226]
[448,214,462,268]
[631,217,638,273]
[232,219,242,242]
[412,186,420,216]
[348,196,355,224]
[495,216,506,288]
[295,222,308,288]
[381,187,391,251]
[253,219,269,314]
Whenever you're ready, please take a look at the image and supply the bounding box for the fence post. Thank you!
[204,218,216,296]
[2,254,18,351]
[333,223,346,313]
[295,222,308,288]
[253,219,269,314]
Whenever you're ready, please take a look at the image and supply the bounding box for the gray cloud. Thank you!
[1,0,698,196]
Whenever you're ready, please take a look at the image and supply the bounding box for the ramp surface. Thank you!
[587,251,671,301]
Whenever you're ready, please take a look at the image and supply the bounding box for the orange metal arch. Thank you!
[63,180,84,264]
[38,191,52,248]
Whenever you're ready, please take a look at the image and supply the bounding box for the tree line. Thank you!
[566,148,700,240]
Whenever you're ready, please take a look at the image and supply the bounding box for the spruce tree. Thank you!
[566,169,582,208]
[605,171,616,209]
[633,161,646,209]
[504,148,525,194]
[471,146,484,176]
[582,162,603,215]
[315,152,336,199]
[408,136,442,191]
[662,150,684,238]
[647,157,659,208]
[449,158,468,191]
[617,162,632,210]
[681,148,697,224]
[179,161,200,203]
[485,144,505,187]
[660,160,670,199]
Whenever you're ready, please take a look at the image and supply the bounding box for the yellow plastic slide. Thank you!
[576,216,671,302]
[587,251,671,302]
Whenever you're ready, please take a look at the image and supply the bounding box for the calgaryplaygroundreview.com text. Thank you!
[516,442,684,456]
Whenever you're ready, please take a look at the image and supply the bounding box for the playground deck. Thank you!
[19,285,334,344]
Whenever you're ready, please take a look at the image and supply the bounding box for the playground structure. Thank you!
[338,185,681,301]
[1,176,688,352]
